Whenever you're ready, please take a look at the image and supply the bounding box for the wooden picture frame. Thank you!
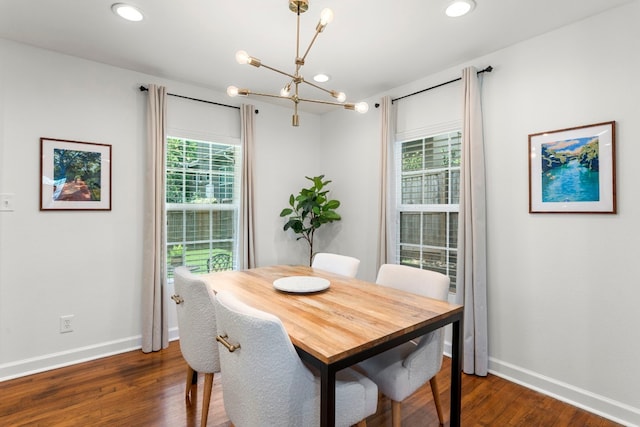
[528,121,616,214]
[40,138,112,211]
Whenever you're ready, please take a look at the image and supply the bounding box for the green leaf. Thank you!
[310,176,321,189]
[325,200,340,210]
[323,211,341,221]
[284,219,304,233]
[280,208,293,217]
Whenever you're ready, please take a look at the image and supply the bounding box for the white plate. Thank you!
[273,276,330,293]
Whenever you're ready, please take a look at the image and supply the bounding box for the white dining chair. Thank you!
[311,252,361,278]
[357,264,450,427]
[172,266,221,427]
[214,290,378,427]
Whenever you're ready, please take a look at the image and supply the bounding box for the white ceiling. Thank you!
[0,0,633,113]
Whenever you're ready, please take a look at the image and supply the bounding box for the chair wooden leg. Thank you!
[201,372,214,427]
[185,365,196,402]
[430,376,445,425]
[391,400,402,427]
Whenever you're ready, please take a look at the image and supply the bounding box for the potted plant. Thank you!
[280,175,341,266]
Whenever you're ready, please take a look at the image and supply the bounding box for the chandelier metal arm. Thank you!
[299,27,322,65]
[295,8,302,75]
[259,63,298,81]
[243,91,293,101]
[233,90,363,114]
[300,78,334,96]
[297,97,352,108]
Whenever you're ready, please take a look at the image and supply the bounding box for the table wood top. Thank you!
[202,265,463,365]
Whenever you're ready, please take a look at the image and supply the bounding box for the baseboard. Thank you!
[488,357,639,427]
[0,327,180,382]
[443,341,639,426]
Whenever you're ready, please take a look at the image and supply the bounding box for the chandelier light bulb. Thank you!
[280,84,291,97]
[354,102,369,114]
[336,92,346,102]
[235,50,250,65]
[320,8,334,25]
[227,86,239,97]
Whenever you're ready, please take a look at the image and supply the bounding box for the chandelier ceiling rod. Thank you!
[227,0,369,127]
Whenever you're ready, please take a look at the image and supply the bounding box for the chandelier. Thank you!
[226,0,369,126]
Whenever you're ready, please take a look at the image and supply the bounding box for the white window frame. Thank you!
[165,135,241,278]
[394,129,461,292]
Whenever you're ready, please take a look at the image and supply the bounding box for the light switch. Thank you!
[0,193,15,211]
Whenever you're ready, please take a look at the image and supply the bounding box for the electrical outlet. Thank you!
[60,315,74,333]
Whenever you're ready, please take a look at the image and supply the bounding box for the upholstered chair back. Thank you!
[214,290,378,427]
[173,266,220,374]
[311,252,361,278]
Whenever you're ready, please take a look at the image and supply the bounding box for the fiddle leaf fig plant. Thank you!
[280,175,341,266]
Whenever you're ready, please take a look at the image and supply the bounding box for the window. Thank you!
[396,130,460,292]
[166,136,240,277]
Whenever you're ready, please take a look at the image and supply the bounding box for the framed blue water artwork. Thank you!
[528,121,616,214]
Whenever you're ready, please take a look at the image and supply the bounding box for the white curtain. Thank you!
[456,67,488,375]
[239,104,256,269]
[377,96,397,269]
[141,84,169,353]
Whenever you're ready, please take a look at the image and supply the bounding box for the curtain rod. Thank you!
[138,85,242,111]
[389,65,493,105]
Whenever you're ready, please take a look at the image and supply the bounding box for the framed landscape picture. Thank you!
[528,121,616,214]
[40,138,112,211]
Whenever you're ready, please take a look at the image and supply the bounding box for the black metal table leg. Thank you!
[320,364,336,427]
[450,314,463,427]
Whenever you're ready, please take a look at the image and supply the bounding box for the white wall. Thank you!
[1,2,639,425]
[325,2,640,425]
[0,40,148,374]
[0,38,320,378]
[316,108,380,281]
[250,102,325,267]
[481,4,640,424]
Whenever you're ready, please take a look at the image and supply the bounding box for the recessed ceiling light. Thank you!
[111,3,144,22]
[313,73,331,83]
[445,0,476,18]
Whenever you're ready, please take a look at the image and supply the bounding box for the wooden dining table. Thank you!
[202,265,464,427]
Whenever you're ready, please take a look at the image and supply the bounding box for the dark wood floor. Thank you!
[0,341,621,426]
